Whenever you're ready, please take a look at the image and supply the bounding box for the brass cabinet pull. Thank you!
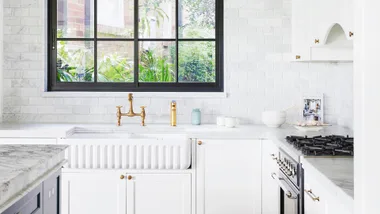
[127,175,133,180]
[198,141,203,145]
[120,175,125,180]
[314,39,320,44]
[305,189,320,202]
[296,55,301,60]
[349,31,354,37]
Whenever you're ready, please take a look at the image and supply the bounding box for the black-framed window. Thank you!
[48,0,223,92]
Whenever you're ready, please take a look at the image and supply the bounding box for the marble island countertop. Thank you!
[0,123,353,205]
[0,144,68,211]
[302,156,353,203]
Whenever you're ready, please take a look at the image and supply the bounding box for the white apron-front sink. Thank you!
[58,126,191,170]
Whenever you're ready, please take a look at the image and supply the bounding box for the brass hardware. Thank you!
[270,154,278,160]
[127,175,133,180]
[305,189,320,202]
[116,93,146,126]
[120,175,125,180]
[295,55,301,60]
[349,31,354,37]
[314,39,320,44]
[170,101,177,126]
[198,141,203,145]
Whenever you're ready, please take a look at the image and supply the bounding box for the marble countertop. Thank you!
[301,156,353,209]
[0,144,68,210]
[0,123,354,204]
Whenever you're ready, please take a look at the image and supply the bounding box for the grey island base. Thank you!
[0,144,68,214]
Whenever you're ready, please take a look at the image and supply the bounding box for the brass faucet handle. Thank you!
[140,106,146,110]
[116,106,123,109]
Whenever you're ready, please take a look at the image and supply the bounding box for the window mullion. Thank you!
[94,0,98,83]
[134,0,139,88]
[176,0,179,83]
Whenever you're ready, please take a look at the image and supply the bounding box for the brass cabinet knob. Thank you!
[198,141,203,145]
[349,31,354,37]
[295,55,301,60]
[127,175,133,180]
[314,39,320,44]
[120,175,125,180]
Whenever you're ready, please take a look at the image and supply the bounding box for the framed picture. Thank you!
[302,94,324,123]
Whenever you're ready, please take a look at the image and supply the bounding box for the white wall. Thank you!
[354,0,380,213]
[0,0,3,123]
[1,0,353,126]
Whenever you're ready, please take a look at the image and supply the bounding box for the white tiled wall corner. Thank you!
[1,0,353,128]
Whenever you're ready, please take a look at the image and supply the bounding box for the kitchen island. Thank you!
[0,144,68,213]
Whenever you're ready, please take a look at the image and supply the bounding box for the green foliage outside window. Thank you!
[56,0,216,83]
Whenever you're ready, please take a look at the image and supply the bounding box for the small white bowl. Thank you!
[262,111,286,128]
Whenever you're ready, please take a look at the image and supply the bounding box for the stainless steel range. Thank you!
[272,147,304,214]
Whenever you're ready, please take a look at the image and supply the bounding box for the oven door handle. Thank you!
[271,173,298,199]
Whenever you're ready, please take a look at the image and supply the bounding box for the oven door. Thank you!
[271,171,301,214]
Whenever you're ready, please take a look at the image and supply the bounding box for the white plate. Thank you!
[294,125,324,132]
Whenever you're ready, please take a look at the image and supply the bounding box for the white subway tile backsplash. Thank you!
[1,0,353,128]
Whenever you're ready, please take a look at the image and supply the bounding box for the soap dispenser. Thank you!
[170,101,177,126]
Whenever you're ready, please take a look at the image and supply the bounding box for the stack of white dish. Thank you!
[261,111,286,128]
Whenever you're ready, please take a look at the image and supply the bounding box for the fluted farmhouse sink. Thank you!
[59,126,191,170]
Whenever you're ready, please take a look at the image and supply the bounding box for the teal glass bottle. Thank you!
[191,109,201,125]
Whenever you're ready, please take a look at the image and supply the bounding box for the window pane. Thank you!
[57,0,94,38]
[179,0,215,38]
[97,0,134,38]
[178,41,215,82]
[97,42,134,82]
[57,41,94,82]
[139,41,176,82]
[139,0,176,38]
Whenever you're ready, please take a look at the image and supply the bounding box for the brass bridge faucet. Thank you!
[116,93,146,126]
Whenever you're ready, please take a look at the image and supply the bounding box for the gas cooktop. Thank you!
[285,135,354,156]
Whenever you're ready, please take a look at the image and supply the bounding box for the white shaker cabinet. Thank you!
[61,171,127,214]
[196,139,262,214]
[61,171,191,214]
[126,174,191,214]
[261,140,280,214]
[292,0,311,61]
[310,0,336,45]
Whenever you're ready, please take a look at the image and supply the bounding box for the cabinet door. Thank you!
[126,174,191,214]
[61,171,126,214]
[337,0,354,40]
[196,139,261,214]
[310,0,336,45]
[261,140,280,214]
[43,170,61,214]
[292,0,311,61]
[304,172,326,214]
